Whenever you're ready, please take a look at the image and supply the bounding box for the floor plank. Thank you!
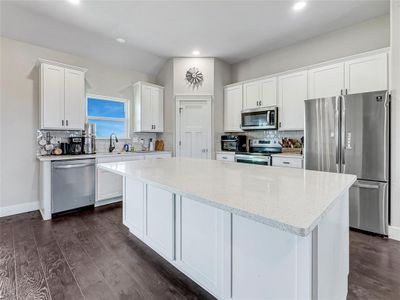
[0,222,16,300]
[32,221,84,300]
[50,217,118,300]
[13,220,50,300]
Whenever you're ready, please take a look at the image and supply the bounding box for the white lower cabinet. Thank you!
[232,215,308,300]
[216,152,235,162]
[176,197,226,297]
[272,156,303,169]
[124,178,145,237]
[145,186,175,260]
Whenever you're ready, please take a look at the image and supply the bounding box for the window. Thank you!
[86,95,129,138]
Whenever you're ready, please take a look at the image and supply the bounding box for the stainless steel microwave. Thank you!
[241,106,278,130]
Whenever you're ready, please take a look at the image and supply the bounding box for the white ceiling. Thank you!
[1,0,390,75]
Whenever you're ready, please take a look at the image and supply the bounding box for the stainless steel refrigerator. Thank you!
[305,90,390,235]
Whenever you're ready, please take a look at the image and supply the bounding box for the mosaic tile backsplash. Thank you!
[37,130,158,155]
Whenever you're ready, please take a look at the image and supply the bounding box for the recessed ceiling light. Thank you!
[116,38,126,44]
[293,1,307,11]
[67,0,80,5]
[192,50,200,56]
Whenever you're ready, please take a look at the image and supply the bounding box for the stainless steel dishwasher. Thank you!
[51,159,95,214]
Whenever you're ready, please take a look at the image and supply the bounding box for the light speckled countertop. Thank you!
[98,158,356,236]
[37,151,172,161]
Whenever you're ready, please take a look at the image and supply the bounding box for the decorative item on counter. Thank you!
[279,137,303,155]
[155,140,165,151]
[53,147,62,155]
[124,143,130,152]
[149,138,155,152]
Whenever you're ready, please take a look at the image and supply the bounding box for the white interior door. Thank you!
[178,100,211,159]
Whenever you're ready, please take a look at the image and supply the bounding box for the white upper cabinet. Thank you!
[243,77,277,109]
[260,77,278,107]
[41,64,65,129]
[278,71,308,131]
[308,63,345,99]
[64,68,85,129]
[243,80,259,109]
[345,53,388,94]
[40,60,86,130]
[132,81,164,133]
[224,84,243,132]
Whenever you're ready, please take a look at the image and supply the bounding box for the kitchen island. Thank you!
[98,158,356,300]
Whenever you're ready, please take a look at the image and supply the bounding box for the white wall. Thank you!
[173,58,214,95]
[231,14,390,82]
[213,59,231,152]
[0,36,154,212]
[390,0,400,237]
[156,59,175,153]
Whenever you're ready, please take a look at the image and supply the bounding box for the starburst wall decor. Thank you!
[185,67,204,88]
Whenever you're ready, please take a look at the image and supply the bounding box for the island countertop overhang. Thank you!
[97,158,356,236]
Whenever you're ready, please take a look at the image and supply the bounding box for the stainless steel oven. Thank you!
[241,106,278,130]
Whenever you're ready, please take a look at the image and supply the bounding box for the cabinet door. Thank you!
[41,64,65,129]
[151,87,164,132]
[216,153,235,162]
[141,85,153,131]
[278,71,308,131]
[124,178,145,237]
[345,53,388,94]
[308,63,344,98]
[96,168,123,201]
[224,84,243,132]
[64,68,85,130]
[146,186,175,260]
[260,77,277,107]
[243,81,260,109]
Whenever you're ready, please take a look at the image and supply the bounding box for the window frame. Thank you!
[86,94,130,139]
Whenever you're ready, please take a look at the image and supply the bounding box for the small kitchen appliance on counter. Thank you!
[68,137,83,155]
[235,139,282,165]
[221,135,247,152]
[83,123,96,154]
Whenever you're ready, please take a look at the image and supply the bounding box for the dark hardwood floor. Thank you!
[1,203,399,300]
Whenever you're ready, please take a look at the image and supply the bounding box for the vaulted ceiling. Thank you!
[1,0,390,75]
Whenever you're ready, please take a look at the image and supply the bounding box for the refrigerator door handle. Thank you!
[335,96,341,172]
[383,91,390,181]
[341,95,346,173]
[352,182,380,190]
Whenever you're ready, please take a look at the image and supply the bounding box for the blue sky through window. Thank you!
[86,96,128,138]
[87,98,125,118]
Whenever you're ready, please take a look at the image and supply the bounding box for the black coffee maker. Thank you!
[68,137,83,155]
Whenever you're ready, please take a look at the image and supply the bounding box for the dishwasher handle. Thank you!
[53,163,95,169]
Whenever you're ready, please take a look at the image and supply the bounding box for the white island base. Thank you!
[122,177,349,300]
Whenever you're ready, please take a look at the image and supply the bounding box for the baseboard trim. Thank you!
[388,225,400,241]
[95,197,122,207]
[0,201,40,218]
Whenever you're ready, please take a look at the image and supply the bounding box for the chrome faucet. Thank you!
[109,133,119,153]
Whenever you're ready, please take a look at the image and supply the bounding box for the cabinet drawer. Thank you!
[272,157,303,169]
[216,153,235,162]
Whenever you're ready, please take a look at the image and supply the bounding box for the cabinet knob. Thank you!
[62,120,64,126]
[279,122,282,128]
[66,120,69,127]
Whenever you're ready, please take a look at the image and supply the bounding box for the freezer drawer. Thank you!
[52,159,95,214]
[349,180,388,235]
